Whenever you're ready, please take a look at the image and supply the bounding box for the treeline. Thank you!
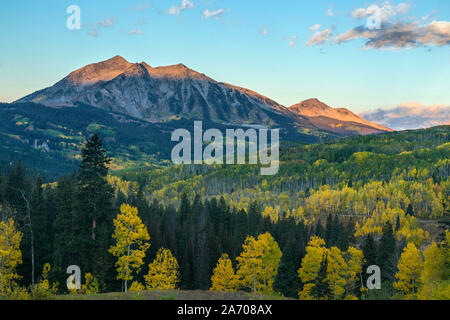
[113,126,449,216]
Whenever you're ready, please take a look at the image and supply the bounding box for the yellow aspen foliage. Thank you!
[298,282,316,300]
[396,215,429,246]
[433,281,450,300]
[354,216,383,238]
[3,285,30,300]
[30,263,58,299]
[128,281,145,292]
[344,246,364,295]
[0,218,23,293]
[257,232,282,293]
[417,231,450,300]
[394,242,423,297]
[107,176,139,199]
[81,273,99,294]
[145,248,180,290]
[326,247,347,299]
[210,253,239,292]
[236,232,282,294]
[430,231,450,299]
[418,241,446,300]
[109,204,150,292]
[297,236,328,299]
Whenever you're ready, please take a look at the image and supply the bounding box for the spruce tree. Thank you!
[331,215,340,247]
[315,219,325,239]
[52,173,77,287]
[395,215,401,231]
[30,177,52,280]
[313,254,331,300]
[406,203,414,216]
[362,234,378,284]
[378,222,397,282]
[73,134,115,290]
[273,241,301,298]
[324,214,333,247]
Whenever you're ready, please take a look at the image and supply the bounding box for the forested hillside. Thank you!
[0,126,448,300]
[114,126,449,240]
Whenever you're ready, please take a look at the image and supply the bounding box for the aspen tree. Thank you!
[298,236,328,300]
[0,218,23,293]
[109,204,150,292]
[145,248,180,289]
[394,242,423,297]
[236,232,282,294]
[210,253,239,291]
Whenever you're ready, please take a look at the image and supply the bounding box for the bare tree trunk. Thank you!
[125,244,130,292]
[18,189,35,285]
[92,218,96,241]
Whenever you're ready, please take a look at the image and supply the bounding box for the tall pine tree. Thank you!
[72,134,115,290]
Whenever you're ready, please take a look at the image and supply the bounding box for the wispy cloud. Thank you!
[128,29,143,35]
[202,9,227,20]
[135,2,151,11]
[97,17,117,28]
[288,35,298,47]
[360,102,450,130]
[309,24,322,31]
[127,1,151,11]
[421,10,437,22]
[169,0,194,16]
[306,25,332,46]
[88,16,116,37]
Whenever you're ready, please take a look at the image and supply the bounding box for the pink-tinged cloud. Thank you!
[359,102,450,130]
[335,20,450,49]
[306,28,332,46]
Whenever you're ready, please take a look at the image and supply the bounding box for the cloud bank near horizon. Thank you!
[360,102,450,130]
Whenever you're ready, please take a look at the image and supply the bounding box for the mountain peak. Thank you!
[290,98,331,113]
[289,98,393,134]
[303,98,321,103]
[107,55,129,63]
[66,55,132,85]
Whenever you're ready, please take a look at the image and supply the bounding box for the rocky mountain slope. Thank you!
[16,56,390,135]
[16,56,304,128]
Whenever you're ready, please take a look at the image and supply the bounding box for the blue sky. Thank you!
[0,0,449,113]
